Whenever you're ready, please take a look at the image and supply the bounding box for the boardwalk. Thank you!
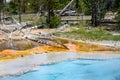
[61,15,119,24]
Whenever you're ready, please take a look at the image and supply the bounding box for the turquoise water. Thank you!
[0,58,120,80]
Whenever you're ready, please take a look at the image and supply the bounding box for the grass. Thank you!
[55,27,120,41]
[13,14,37,21]
[13,14,47,26]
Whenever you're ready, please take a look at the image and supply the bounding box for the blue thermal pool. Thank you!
[0,58,120,80]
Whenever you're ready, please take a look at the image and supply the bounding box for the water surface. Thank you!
[0,58,120,80]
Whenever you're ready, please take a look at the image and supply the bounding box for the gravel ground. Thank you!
[85,40,120,48]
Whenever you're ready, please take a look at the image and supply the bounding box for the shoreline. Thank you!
[53,36,120,48]
[0,52,120,77]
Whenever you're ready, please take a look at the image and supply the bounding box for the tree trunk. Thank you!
[0,9,1,23]
[75,0,79,8]
[47,0,51,28]
[0,0,3,23]
[23,0,26,13]
[3,0,6,23]
[19,0,23,23]
[91,0,98,27]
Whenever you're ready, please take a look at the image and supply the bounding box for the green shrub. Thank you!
[47,14,61,28]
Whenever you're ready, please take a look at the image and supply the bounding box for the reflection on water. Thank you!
[0,40,39,51]
[0,58,120,80]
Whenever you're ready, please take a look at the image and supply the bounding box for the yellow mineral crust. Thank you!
[0,37,119,61]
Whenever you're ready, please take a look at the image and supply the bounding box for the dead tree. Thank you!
[27,37,69,49]
[60,0,74,15]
